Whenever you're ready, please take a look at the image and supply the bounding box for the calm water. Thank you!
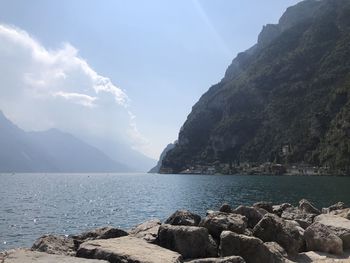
[1,173,350,251]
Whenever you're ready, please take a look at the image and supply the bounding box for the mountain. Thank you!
[0,111,130,172]
[148,143,175,173]
[161,0,350,174]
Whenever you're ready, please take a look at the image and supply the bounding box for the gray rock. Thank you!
[322,202,348,214]
[31,235,76,256]
[304,222,343,255]
[165,210,201,226]
[71,226,128,249]
[128,219,161,243]
[330,208,350,220]
[219,231,287,263]
[77,236,182,263]
[232,205,264,228]
[281,206,316,229]
[298,199,320,215]
[272,203,292,217]
[252,213,305,256]
[297,250,350,262]
[314,214,350,249]
[264,242,289,262]
[253,201,273,213]
[3,249,107,263]
[219,203,233,213]
[186,256,245,263]
[199,212,247,239]
[158,224,217,259]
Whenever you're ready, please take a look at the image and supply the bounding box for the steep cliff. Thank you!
[161,0,350,173]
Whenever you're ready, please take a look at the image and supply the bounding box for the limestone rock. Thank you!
[281,206,316,229]
[297,250,350,262]
[219,203,233,213]
[128,219,161,243]
[186,256,245,263]
[298,199,320,215]
[77,236,182,263]
[314,214,350,249]
[158,224,217,259]
[272,203,292,217]
[330,208,350,220]
[199,212,247,239]
[322,202,348,214]
[165,210,201,226]
[304,222,343,255]
[232,205,264,228]
[31,235,75,256]
[252,213,304,255]
[3,249,107,263]
[253,201,273,213]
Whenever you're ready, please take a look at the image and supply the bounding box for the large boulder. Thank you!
[314,214,350,249]
[231,206,264,228]
[264,242,289,262]
[199,212,247,239]
[298,199,320,215]
[165,210,201,226]
[186,256,245,263]
[3,249,107,263]
[71,226,128,249]
[219,231,289,263]
[77,236,182,263]
[304,222,343,255]
[219,203,233,213]
[281,207,316,229]
[272,203,292,217]
[322,202,348,214]
[158,224,217,259]
[128,219,161,243]
[31,235,75,256]
[297,250,350,262]
[330,208,350,220]
[253,201,273,213]
[252,213,305,256]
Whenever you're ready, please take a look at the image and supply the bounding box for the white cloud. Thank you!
[0,24,150,157]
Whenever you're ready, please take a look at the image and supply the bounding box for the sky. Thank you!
[0,0,302,159]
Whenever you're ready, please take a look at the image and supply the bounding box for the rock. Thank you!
[330,208,350,220]
[264,242,289,262]
[219,231,288,263]
[314,214,350,249]
[298,199,321,215]
[231,205,264,228]
[77,236,182,263]
[186,256,245,263]
[71,226,128,249]
[253,201,273,213]
[322,202,348,214]
[219,203,233,213]
[31,235,76,256]
[128,219,161,243]
[272,203,292,217]
[281,206,316,229]
[3,249,107,263]
[297,250,350,262]
[304,222,343,255]
[252,213,304,256]
[199,212,247,239]
[158,224,217,259]
[165,210,201,226]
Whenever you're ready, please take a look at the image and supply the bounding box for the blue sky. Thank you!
[0,0,302,159]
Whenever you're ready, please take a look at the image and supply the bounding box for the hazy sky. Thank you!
[0,0,302,159]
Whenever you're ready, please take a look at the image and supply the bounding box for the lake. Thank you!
[1,173,350,251]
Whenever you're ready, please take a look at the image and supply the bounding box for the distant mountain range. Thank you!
[161,0,350,173]
[148,143,175,173]
[0,111,155,172]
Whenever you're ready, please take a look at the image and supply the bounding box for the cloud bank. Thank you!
[0,24,149,156]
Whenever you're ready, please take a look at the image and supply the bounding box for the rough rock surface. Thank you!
[264,242,289,261]
[219,203,233,213]
[253,202,273,213]
[304,222,343,255]
[128,219,161,243]
[77,236,182,263]
[252,213,304,255]
[31,235,76,256]
[165,210,201,226]
[158,224,217,259]
[272,203,292,217]
[219,231,287,263]
[297,250,350,263]
[71,226,128,249]
[3,249,107,263]
[330,208,350,220]
[298,199,320,215]
[186,256,245,263]
[314,214,350,249]
[281,207,316,229]
[322,202,348,214]
[231,205,264,228]
[199,212,247,239]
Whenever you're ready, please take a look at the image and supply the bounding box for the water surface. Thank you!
[1,173,350,251]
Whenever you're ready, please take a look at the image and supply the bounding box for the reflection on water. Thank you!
[1,173,350,250]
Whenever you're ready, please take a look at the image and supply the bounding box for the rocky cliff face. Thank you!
[161,0,350,173]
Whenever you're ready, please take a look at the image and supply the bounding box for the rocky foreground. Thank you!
[1,200,350,263]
